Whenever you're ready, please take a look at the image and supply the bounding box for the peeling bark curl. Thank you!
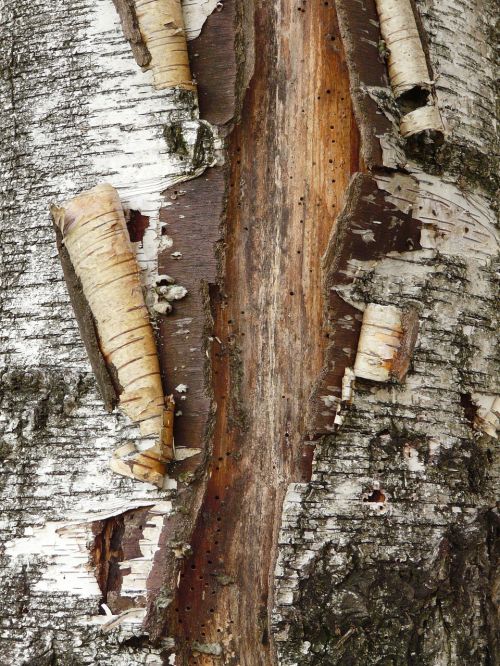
[52,184,174,486]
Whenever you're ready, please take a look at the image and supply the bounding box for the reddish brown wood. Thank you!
[127,209,150,243]
[169,1,360,663]
[144,8,239,641]
[91,507,151,613]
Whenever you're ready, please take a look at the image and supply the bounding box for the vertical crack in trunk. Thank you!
[168,0,359,662]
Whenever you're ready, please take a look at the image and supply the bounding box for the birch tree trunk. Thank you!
[0,1,497,665]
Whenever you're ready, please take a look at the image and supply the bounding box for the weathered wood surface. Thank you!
[167,1,360,662]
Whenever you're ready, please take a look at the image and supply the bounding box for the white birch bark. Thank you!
[0,0,498,664]
[273,0,499,663]
[0,0,217,663]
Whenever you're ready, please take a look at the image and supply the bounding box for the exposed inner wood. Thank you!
[170,1,360,662]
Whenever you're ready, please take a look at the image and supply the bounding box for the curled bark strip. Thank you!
[52,184,174,486]
[472,394,500,438]
[374,0,444,137]
[399,104,444,137]
[134,0,195,90]
[375,0,431,97]
[353,303,418,382]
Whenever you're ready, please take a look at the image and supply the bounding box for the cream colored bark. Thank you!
[374,0,444,136]
[136,0,195,90]
[375,0,431,96]
[52,184,174,486]
[353,304,403,382]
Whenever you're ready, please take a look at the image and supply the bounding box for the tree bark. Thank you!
[0,1,497,665]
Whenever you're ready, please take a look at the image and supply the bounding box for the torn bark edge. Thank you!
[334,0,389,168]
[309,172,424,433]
[471,394,500,439]
[53,192,175,489]
[109,394,175,487]
[353,304,419,384]
[53,222,118,412]
[335,0,443,167]
[112,0,152,68]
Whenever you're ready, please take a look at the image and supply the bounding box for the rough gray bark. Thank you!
[273,0,499,664]
[0,0,498,665]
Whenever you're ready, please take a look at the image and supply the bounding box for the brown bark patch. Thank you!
[127,209,150,243]
[187,0,238,126]
[91,507,151,614]
[310,173,422,433]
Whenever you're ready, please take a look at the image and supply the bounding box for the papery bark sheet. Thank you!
[52,184,174,486]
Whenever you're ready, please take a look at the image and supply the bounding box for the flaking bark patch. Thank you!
[134,0,195,90]
[310,172,422,433]
[353,303,418,383]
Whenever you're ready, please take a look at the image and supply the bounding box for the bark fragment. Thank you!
[375,0,431,97]
[111,0,152,67]
[353,303,418,383]
[134,0,195,90]
[472,394,500,438]
[374,0,444,137]
[52,184,174,486]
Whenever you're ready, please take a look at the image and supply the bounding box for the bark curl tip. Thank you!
[374,0,444,137]
[51,183,174,487]
[133,0,196,91]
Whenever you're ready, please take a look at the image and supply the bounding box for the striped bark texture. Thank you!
[0,0,498,665]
